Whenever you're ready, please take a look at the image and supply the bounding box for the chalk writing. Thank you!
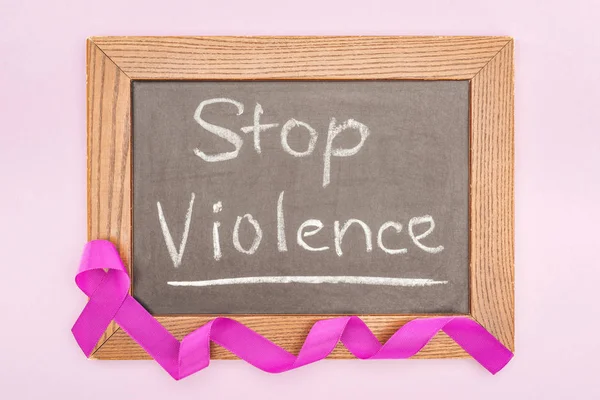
[156,96,447,287]
[157,193,444,261]
[157,192,196,268]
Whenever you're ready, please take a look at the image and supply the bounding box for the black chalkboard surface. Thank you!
[132,80,469,315]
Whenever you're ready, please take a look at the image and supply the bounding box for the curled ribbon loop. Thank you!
[72,240,513,380]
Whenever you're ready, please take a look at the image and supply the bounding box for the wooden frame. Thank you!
[87,36,514,360]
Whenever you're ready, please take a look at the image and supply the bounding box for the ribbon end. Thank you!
[72,326,95,358]
[487,350,514,375]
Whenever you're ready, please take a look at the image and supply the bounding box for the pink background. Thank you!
[1,0,599,398]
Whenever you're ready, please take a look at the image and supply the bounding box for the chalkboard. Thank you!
[132,80,469,315]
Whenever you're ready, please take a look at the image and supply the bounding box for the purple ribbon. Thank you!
[72,240,513,380]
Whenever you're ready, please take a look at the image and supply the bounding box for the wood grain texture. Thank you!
[87,40,132,352]
[89,36,511,80]
[470,39,515,350]
[86,36,514,360]
[93,315,468,360]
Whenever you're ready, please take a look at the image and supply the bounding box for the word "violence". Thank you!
[157,192,444,269]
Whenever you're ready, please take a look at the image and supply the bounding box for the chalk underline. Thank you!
[167,276,448,287]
